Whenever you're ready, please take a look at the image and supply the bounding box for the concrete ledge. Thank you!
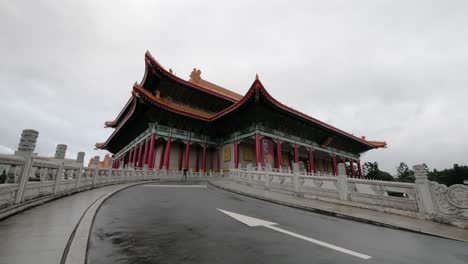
[210,179,468,243]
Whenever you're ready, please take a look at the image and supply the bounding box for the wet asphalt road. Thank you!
[87,182,468,264]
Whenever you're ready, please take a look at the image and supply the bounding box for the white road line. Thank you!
[218,209,371,260]
[143,185,207,188]
[266,225,371,259]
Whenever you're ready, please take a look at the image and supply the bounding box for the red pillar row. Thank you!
[195,147,200,172]
[309,148,316,173]
[202,144,207,172]
[255,133,261,167]
[133,145,139,167]
[293,144,299,163]
[350,159,355,177]
[184,140,190,169]
[332,154,338,176]
[129,146,134,166]
[276,139,282,169]
[137,142,144,168]
[148,133,156,169]
[178,143,183,171]
[164,137,172,170]
[159,141,165,170]
[143,137,150,167]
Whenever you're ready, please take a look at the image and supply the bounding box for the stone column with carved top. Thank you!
[414,164,436,215]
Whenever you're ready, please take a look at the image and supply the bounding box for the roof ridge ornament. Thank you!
[255,73,259,80]
[190,68,202,82]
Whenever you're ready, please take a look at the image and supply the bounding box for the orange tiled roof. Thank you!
[362,139,387,148]
[134,83,215,119]
[188,68,243,101]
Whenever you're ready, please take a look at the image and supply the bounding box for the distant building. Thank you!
[87,154,112,168]
[96,51,386,177]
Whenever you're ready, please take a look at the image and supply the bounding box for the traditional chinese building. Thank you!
[96,51,386,177]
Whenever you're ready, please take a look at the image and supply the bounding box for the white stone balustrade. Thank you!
[229,163,468,228]
[0,129,218,217]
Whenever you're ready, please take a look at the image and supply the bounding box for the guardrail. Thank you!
[229,163,468,228]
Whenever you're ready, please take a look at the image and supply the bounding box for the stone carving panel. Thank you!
[431,182,468,218]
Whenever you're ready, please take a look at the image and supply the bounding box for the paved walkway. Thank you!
[210,179,468,242]
[0,183,141,264]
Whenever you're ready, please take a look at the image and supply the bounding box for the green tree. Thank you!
[396,162,415,183]
[362,162,394,181]
[428,164,468,186]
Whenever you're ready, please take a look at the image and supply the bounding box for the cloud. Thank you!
[1,0,467,173]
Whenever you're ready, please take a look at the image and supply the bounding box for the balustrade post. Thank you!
[120,165,125,182]
[54,144,67,160]
[76,151,85,164]
[53,162,64,194]
[265,163,271,189]
[14,129,39,204]
[247,163,253,186]
[92,156,100,188]
[337,163,349,201]
[75,162,84,189]
[107,158,112,183]
[293,163,300,194]
[413,164,436,214]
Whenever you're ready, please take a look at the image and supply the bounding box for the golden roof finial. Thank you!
[255,73,259,80]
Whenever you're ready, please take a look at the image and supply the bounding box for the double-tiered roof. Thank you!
[97,51,386,154]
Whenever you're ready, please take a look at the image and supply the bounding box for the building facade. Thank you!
[96,51,386,177]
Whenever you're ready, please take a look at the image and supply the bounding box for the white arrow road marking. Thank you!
[218,209,371,260]
[144,185,207,188]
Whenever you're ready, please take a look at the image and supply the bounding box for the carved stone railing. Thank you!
[229,163,468,228]
[0,157,214,212]
[0,129,217,218]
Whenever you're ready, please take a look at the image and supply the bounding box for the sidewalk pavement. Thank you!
[210,179,468,243]
[0,183,142,264]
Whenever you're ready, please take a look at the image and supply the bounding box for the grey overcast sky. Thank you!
[1,0,467,173]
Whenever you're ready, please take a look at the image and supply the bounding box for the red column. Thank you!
[350,159,355,177]
[332,154,338,176]
[357,160,363,178]
[294,144,299,163]
[184,140,190,169]
[309,148,316,173]
[255,133,261,167]
[217,145,221,172]
[202,144,207,172]
[195,147,200,172]
[129,148,134,166]
[234,141,239,169]
[178,143,183,171]
[133,145,139,167]
[276,139,282,169]
[164,137,172,170]
[158,142,165,169]
[143,137,150,166]
[148,133,156,169]
[138,142,144,168]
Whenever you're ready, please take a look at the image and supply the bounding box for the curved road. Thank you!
[88,183,468,264]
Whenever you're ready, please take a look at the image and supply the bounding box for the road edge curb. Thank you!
[61,181,157,264]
